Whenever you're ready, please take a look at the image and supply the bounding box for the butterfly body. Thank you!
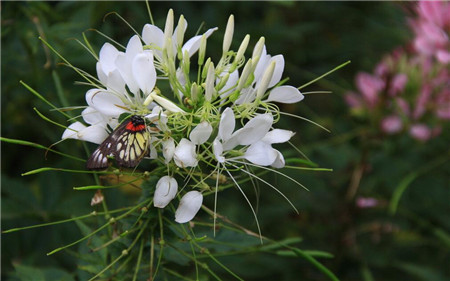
[87,115,150,170]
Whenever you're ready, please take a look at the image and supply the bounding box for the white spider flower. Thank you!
[189,121,213,145]
[244,129,295,167]
[162,138,176,164]
[213,107,273,162]
[90,35,157,116]
[173,138,198,167]
[154,176,178,208]
[175,191,203,223]
[62,107,117,144]
[142,10,217,73]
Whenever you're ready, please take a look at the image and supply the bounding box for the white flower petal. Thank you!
[233,114,273,146]
[106,69,126,95]
[262,129,295,144]
[162,138,175,164]
[154,176,178,208]
[126,35,144,58]
[268,55,284,87]
[253,45,269,81]
[115,53,139,94]
[244,141,278,166]
[62,122,86,140]
[219,107,235,141]
[96,62,108,85]
[78,125,109,144]
[85,89,127,117]
[174,138,198,167]
[190,121,213,145]
[98,43,119,75]
[132,51,157,94]
[213,139,225,163]
[142,24,164,59]
[266,85,304,104]
[63,122,108,145]
[181,27,218,57]
[271,150,286,168]
[220,69,239,98]
[81,107,105,125]
[175,191,203,223]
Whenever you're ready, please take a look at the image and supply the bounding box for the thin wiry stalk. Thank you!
[279,111,330,133]
[245,163,261,213]
[231,160,309,191]
[228,162,299,214]
[213,164,221,237]
[223,165,263,243]
[287,140,312,162]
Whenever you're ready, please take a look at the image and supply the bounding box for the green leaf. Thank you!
[13,264,75,281]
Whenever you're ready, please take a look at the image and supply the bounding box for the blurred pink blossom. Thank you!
[355,72,385,108]
[356,197,379,209]
[411,1,450,63]
[395,98,410,116]
[345,92,363,109]
[381,115,403,134]
[409,123,432,141]
[346,1,449,143]
[436,89,450,119]
[412,85,432,120]
[388,73,408,96]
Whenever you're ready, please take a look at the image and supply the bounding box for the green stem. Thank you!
[0,137,84,162]
[297,60,351,90]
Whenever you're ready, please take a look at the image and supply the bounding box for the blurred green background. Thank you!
[2,2,449,281]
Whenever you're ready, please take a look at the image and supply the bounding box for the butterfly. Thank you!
[87,115,151,170]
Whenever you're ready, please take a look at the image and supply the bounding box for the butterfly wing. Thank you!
[86,116,150,170]
[114,129,150,168]
[86,121,128,170]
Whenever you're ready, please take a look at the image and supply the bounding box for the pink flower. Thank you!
[435,88,450,120]
[412,1,450,62]
[356,197,379,209]
[344,92,363,109]
[395,97,410,116]
[436,50,450,64]
[417,1,448,28]
[381,115,403,134]
[388,73,408,96]
[413,85,432,119]
[355,72,385,109]
[409,123,432,141]
[375,61,389,77]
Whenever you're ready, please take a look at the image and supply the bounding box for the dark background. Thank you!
[2,2,449,281]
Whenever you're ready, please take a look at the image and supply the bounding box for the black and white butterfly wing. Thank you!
[86,122,127,170]
[114,129,150,168]
[86,116,150,170]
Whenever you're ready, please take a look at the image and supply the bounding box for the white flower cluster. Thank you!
[62,10,304,223]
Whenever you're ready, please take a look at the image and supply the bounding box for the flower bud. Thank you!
[190,82,199,102]
[223,15,234,55]
[151,92,185,113]
[237,59,253,90]
[205,62,216,102]
[175,191,203,223]
[252,37,265,67]
[164,9,174,43]
[235,34,250,63]
[256,60,276,99]
[154,176,178,208]
[198,34,207,66]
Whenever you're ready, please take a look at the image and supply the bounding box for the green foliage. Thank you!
[2,2,449,281]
